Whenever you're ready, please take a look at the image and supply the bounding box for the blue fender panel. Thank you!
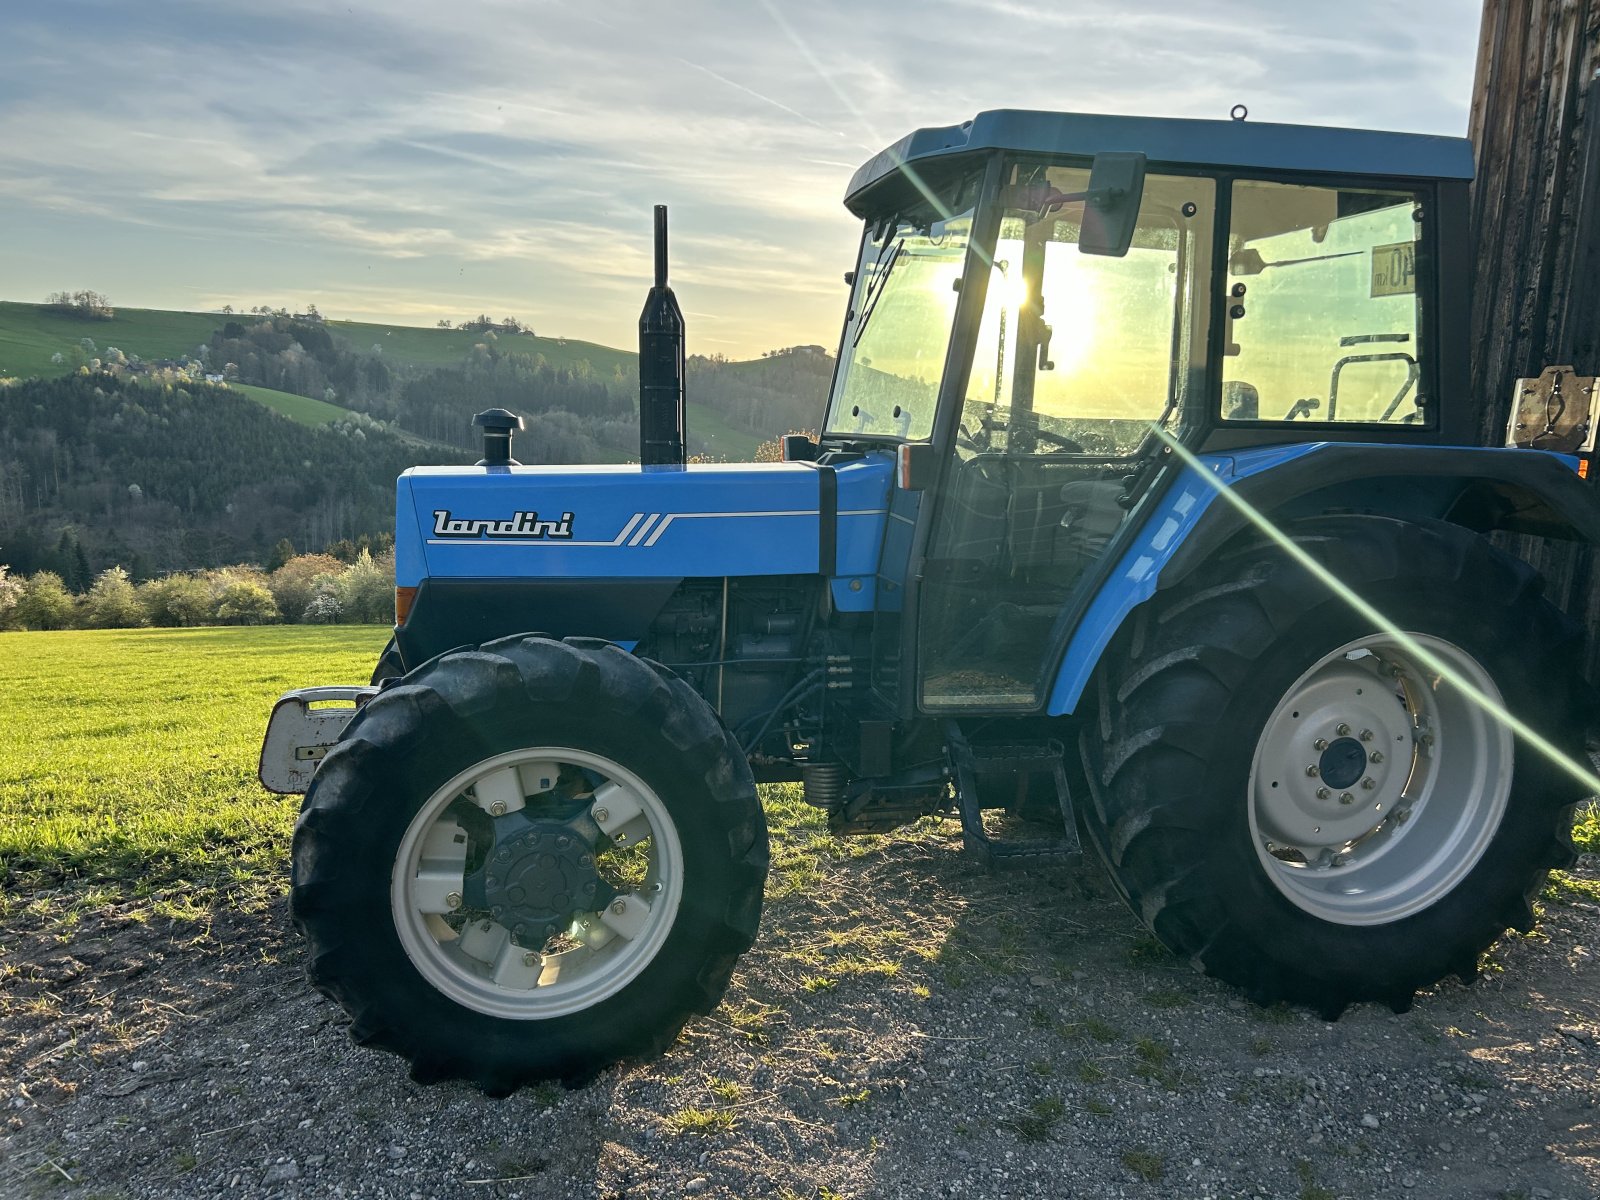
[1044,443,1323,716]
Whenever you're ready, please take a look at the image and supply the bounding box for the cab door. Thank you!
[915,164,1216,711]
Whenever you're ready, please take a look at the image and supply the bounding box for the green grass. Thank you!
[1573,800,1598,855]
[0,301,220,379]
[686,402,764,461]
[0,626,390,912]
[329,320,635,375]
[228,382,348,426]
[0,300,638,382]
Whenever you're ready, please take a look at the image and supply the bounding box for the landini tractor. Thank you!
[261,108,1600,1092]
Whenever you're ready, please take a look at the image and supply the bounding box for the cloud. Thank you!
[0,0,1482,356]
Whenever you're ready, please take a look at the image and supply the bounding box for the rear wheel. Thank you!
[1081,516,1587,1015]
[291,636,767,1090]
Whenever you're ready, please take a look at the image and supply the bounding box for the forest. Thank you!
[0,309,834,590]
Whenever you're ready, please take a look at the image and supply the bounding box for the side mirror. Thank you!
[1079,152,1147,258]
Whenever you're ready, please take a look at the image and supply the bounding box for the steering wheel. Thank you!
[1027,427,1085,454]
[957,422,988,452]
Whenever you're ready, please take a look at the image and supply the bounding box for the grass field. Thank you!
[686,402,764,460]
[0,300,635,383]
[0,627,390,916]
[1,627,1591,927]
[0,301,219,380]
[227,382,348,426]
[328,320,634,375]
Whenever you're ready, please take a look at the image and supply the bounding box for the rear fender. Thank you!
[1045,443,1600,716]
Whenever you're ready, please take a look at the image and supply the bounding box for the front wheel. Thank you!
[291,637,768,1090]
[1081,516,1588,1016]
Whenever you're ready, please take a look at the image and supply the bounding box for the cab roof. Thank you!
[846,109,1475,214]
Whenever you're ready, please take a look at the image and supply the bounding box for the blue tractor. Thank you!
[261,109,1600,1091]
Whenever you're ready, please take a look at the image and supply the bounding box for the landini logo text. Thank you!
[432,510,575,540]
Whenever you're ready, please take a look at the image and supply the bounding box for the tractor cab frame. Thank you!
[811,109,1480,724]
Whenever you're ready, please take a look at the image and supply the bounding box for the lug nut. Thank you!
[1359,729,1374,742]
[1336,723,1351,736]
[489,800,507,816]
[1313,738,1329,751]
[580,854,594,868]
[523,951,539,968]
[445,891,462,910]
[593,807,610,824]
[1396,809,1412,825]
[1306,765,1320,777]
[1370,751,1384,764]
[1332,853,1350,867]
[1316,787,1330,800]
[556,835,571,850]
[1420,733,1435,747]
[1339,793,1355,805]
[1361,778,1377,790]
[610,899,627,915]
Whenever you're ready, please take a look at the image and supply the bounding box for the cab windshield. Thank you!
[823,172,981,441]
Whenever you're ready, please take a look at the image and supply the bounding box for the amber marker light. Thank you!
[395,586,418,626]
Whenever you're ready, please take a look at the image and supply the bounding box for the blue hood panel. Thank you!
[396,461,850,585]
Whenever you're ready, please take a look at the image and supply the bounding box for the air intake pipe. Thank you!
[638,204,686,467]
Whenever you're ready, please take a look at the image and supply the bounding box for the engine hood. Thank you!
[395,460,884,586]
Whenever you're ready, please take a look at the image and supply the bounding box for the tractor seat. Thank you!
[1053,478,1128,579]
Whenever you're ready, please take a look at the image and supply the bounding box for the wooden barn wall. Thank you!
[1469,0,1600,678]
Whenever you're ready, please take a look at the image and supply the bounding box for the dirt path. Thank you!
[2,827,1596,1200]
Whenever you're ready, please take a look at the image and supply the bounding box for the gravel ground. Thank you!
[2,816,1597,1200]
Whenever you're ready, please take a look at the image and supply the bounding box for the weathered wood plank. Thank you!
[1470,0,1600,677]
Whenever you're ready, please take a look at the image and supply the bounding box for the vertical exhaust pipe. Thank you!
[638,204,686,467]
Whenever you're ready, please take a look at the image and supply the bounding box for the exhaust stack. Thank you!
[638,204,686,467]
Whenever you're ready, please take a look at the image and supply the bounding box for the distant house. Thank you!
[204,372,226,383]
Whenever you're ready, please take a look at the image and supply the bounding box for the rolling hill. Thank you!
[0,301,793,458]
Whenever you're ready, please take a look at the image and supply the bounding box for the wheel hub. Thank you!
[474,814,611,947]
[1247,635,1512,925]
[1317,737,1368,791]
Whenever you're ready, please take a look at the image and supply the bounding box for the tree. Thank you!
[334,549,393,623]
[15,571,75,629]
[138,573,215,626]
[269,553,342,623]
[266,537,297,573]
[41,289,113,320]
[216,579,279,624]
[0,566,22,630]
[81,566,145,628]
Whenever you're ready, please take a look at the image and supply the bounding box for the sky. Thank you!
[0,0,1484,359]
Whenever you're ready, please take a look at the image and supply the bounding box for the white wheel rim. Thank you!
[1247,633,1512,926]
[390,747,685,1020]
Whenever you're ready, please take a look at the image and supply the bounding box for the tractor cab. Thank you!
[817,109,1475,714]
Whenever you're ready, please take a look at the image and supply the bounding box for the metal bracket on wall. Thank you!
[1505,365,1599,455]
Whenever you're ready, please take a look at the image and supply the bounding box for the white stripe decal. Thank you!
[644,509,816,548]
[627,513,661,546]
[837,509,887,516]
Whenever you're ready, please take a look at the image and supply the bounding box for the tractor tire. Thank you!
[1080,515,1589,1017]
[290,636,768,1091]
[370,636,406,685]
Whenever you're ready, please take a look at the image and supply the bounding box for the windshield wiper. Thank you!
[851,238,904,348]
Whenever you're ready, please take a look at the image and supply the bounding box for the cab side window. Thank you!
[1222,180,1426,425]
